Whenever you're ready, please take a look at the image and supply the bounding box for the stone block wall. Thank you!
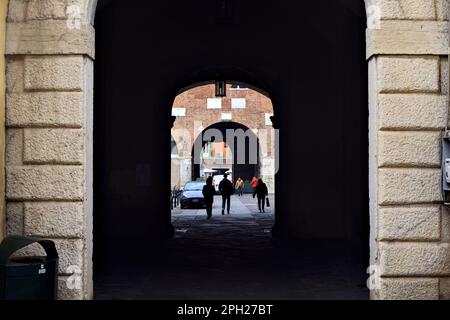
[5,0,94,300]
[368,0,450,300]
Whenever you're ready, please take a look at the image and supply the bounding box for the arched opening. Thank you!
[170,81,273,188]
[190,121,261,184]
[93,0,369,299]
[169,81,277,242]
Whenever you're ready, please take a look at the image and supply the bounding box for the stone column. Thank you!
[367,0,450,300]
[5,0,95,300]
[0,0,7,240]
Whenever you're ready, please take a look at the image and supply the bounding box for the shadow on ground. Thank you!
[94,196,369,300]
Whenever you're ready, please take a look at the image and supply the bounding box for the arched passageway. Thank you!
[190,122,261,184]
[93,0,368,299]
[170,82,275,191]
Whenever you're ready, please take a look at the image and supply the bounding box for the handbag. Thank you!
[266,198,270,207]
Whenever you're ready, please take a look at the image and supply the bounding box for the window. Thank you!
[172,108,186,117]
[171,140,179,155]
[222,113,232,121]
[230,83,248,90]
[202,143,211,158]
[265,113,274,126]
[231,98,246,109]
[207,98,222,109]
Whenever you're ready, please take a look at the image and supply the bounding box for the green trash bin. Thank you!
[0,236,59,300]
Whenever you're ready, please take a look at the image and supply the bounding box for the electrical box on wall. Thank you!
[442,132,450,204]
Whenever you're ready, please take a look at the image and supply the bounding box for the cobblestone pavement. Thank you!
[94,195,369,300]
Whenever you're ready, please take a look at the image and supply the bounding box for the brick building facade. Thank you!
[171,83,275,191]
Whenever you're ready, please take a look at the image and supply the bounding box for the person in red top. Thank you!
[251,177,258,193]
[253,178,269,213]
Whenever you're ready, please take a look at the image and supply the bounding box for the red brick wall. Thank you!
[172,84,274,157]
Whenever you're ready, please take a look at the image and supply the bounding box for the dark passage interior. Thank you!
[93,0,369,299]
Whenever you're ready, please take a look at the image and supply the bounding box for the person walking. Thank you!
[235,178,244,197]
[251,176,258,195]
[219,173,234,215]
[253,178,269,213]
[202,177,215,220]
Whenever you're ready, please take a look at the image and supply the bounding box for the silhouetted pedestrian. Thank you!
[219,174,234,215]
[202,177,215,219]
[253,178,268,213]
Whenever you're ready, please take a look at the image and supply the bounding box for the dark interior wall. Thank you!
[94,0,368,261]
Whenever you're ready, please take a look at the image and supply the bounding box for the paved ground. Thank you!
[94,195,369,300]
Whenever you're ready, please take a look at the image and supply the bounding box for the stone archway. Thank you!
[170,82,275,192]
[190,121,262,184]
[3,0,450,300]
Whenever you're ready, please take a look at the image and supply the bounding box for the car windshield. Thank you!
[184,183,205,191]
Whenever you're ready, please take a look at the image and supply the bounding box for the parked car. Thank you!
[180,182,207,209]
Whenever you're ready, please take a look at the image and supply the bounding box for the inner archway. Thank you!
[191,121,261,184]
